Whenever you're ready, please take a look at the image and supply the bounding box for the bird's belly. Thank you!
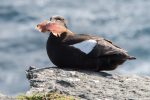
[47,44,87,68]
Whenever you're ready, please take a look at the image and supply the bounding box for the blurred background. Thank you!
[0,0,150,96]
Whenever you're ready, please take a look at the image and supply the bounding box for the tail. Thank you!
[127,56,136,60]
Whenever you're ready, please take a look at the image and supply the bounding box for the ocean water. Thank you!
[0,0,150,95]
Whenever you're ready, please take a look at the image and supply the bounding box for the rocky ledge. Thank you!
[25,66,150,100]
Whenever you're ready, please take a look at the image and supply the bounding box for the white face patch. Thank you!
[71,40,97,54]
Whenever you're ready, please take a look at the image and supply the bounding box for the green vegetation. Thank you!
[17,92,76,100]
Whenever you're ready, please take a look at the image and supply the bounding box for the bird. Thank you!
[36,16,136,72]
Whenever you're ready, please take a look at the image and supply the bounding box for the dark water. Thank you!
[0,0,150,95]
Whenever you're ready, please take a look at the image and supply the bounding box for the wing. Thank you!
[62,34,98,54]
[89,37,128,57]
[71,39,97,54]
[62,34,128,57]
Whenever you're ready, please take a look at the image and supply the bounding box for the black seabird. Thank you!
[36,16,136,71]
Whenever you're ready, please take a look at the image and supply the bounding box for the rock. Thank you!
[26,67,150,100]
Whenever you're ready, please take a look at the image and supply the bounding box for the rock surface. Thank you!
[26,66,150,100]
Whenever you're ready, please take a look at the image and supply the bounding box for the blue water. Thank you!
[0,0,150,95]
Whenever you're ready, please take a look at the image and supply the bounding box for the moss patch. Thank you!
[17,92,76,100]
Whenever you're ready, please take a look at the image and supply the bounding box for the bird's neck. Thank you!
[48,29,75,43]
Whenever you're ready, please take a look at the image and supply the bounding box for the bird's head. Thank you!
[36,16,68,37]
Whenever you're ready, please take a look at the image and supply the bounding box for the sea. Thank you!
[0,0,150,95]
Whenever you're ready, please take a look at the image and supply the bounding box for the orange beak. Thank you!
[36,20,50,33]
[36,20,67,37]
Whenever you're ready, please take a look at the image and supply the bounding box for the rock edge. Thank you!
[25,66,150,100]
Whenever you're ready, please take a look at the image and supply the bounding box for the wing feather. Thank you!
[62,34,128,57]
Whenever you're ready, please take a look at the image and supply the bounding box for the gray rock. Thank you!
[26,67,150,100]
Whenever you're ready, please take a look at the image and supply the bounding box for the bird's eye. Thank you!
[56,18,61,20]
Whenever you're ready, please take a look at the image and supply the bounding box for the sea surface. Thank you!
[0,0,150,95]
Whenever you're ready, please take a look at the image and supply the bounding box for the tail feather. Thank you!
[127,56,136,60]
